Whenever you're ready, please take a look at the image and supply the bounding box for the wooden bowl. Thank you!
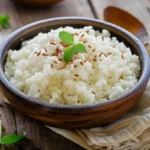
[0,17,150,129]
[11,0,63,7]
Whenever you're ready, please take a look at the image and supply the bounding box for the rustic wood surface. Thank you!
[0,0,150,149]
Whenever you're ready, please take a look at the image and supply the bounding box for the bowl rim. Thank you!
[0,16,150,110]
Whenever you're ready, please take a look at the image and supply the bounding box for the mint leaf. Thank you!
[63,46,74,62]
[59,31,74,45]
[59,31,86,62]
[0,15,10,29]
[0,121,25,145]
[0,15,9,23]
[2,22,10,28]
[0,134,25,145]
[72,43,86,53]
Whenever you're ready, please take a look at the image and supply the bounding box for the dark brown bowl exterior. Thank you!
[0,17,150,129]
[11,0,63,7]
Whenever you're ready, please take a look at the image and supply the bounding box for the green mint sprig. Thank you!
[59,31,86,62]
[0,15,10,29]
[59,31,74,45]
[0,120,26,145]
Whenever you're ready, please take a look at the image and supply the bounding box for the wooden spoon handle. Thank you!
[144,43,150,55]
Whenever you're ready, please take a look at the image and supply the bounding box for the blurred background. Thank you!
[0,0,150,42]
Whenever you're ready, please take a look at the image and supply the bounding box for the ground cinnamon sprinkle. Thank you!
[74,65,77,68]
[93,59,97,61]
[52,48,61,56]
[92,49,96,52]
[92,91,96,94]
[88,45,91,48]
[60,41,68,47]
[37,51,41,56]
[56,48,61,53]
[107,52,112,55]
[50,64,53,68]
[34,52,38,54]
[42,53,48,56]
[120,75,123,79]
[75,33,79,36]
[122,55,124,59]
[53,60,57,64]
[104,53,107,57]
[83,40,87,43]
[74,74,79,77]
[81,34,84,38]
[59,59,63,61]
[86,30,89,33]
[80,62,83,65]
[50,42,56,45]
[99,52,103,57]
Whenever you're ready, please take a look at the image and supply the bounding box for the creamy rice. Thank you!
[4,26,141,105]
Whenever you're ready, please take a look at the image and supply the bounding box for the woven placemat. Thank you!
[48,80,150,150]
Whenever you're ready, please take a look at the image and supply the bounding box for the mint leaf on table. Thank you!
[59,31,74,45]
[0,134,25,145]
[72,43,86,53]
[0,120,26,145]
[0,15,10,29]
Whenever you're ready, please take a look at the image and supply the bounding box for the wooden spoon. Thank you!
[104,6,150,54]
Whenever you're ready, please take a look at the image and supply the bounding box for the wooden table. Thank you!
[0,0,150,149]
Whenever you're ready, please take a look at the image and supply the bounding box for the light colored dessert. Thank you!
[4,26,141,105]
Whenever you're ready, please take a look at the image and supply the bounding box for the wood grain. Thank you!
[0,0,150,149]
